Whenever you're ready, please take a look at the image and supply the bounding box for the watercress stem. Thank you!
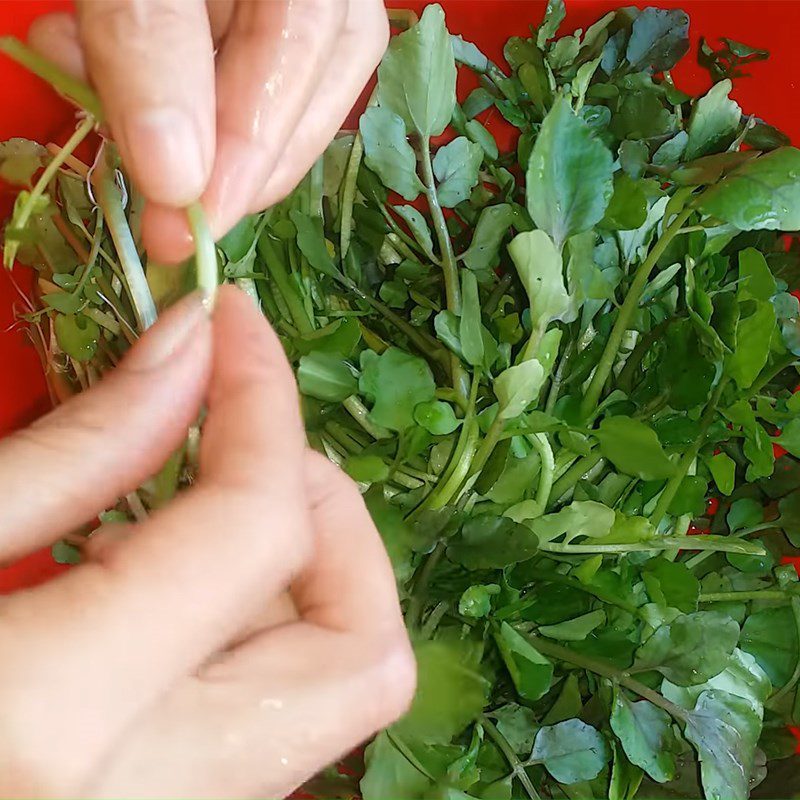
[186,203,217,302]
[547,450,603,508]
[419,135,461,314]
[481,716,542,800]
[580,205,695,419]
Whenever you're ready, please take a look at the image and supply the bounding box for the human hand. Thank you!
[27,1,389,264]
[0,287,414,798]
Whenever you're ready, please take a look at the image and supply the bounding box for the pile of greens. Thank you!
[3,2,800,798]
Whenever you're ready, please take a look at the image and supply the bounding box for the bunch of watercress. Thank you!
[3,2,800,798]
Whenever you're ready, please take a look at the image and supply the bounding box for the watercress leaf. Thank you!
[495,623,554,701]
[653,131,689,167]
[361,732,432,800]
[625,7,690,72]
[698,147,800,231]
[530,500,616,544]
[740,606,799,686]
[609,690,677,783]
[395,639,489,743]
[377,3,457,137]
[414,400,461,435]
[539,609,606,641]
[601,173,648,231]
[395,205,436,260]
[708,452,737,495]
[685,79,742,160]
[460,270,485,367]
[0,138,47,185]
[494,359,546,420]
[364,488,415,583]
[726,300,776,389]
[596,416,675,481]
[42,292,83,315]
[297,351,357,402]
[683,689,762,800]
[434,310,465,359]
[359,347,436,431]
[290,210,338,278]
[465,119,498,161]
[525,96,614,249]
[508,230,572,330]
[462,87,495,120]
[54,313,99,362]
[530,719,610,784]
[738,247,777,301]
[360,106,424,201]
[642,557,700,613]
[51,540,81,565]
[433,136,483,208]
[459,583,501,619]
[633,612,740,686]
[493,703,539,754]
[447,515,539,569]
[536,0,566,48]
[461,203,515,275]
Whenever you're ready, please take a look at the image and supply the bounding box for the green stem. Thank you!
[257,234,313,335]
[419,135,461,314]
[771,597,800,704]
[481,717,542,800]
[580,205,695,419]
[98,168,157,331]
[405,541,446,630]
[4,115,95,269]
[72,209,104,297]
[0,37,103,119]
[524,633,688,722]
[616,319,670,393]
[187,203,218,301]
[343,395,391,439]
[548,451,603,508]
[650,379,726,528]
[539,535,764,556]
[467,414,506,482]
[381,205,437,264]
[700,590,790,603]
[528,433,555,511]
[339,133,362,259]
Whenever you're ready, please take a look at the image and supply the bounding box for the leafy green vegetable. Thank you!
[530,718,610,783]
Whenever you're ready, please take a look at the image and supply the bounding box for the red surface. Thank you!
[1,0,800,726]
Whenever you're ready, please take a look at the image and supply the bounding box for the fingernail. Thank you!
[125,291,208,370]
[121,107,207,206]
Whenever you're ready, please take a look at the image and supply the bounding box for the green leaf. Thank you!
[364,489,415,583]
[625,7,690,72]
[0,137,46,185]
[290,210,338,277]
[601,173,648,231]
[537,0,566,48]
[727,497,763,533]
[494,359,546,420]
[460,270,484,367]
[539,610,606,641]
[726,300,776,389]
[685,79,742,160]
[542,672,583,725]
[596,416,674,481]
[361,733,431,800]
[775,417,800,458]
[459,584,501,619]
[652,131,689,167]
[461,204,515,275]
[708,452,736,495]
[414,400,461,435]
[642,557,700,613]
[699,147,800,231]
[683,689,762,800]
[396,639,488,744]
[395,205,435,260]
[530,719,610,784]
[53,313,99,362]
[495,623,554,701]
[740,606,799,686]
[42,291,83,315]
[530,500,616,545]
[525,96,614,249]
[51,539,81,565]
[738,247,777,301]
[493,703,539,753]
[297,351,357,402]
[433,136,483,207]
[465,119,498,160]
[377,3,457,137]
[343,454,389,483]
[508,230,572,331]
[359,348,436,431]
[633,612,740,686]
[609,690,677,783]
[447,515,539,569]
[360,106,424,201]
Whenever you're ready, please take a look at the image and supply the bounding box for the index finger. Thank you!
[0,287,310,785]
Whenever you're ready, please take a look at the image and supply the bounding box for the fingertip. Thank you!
[141,202,195,264]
